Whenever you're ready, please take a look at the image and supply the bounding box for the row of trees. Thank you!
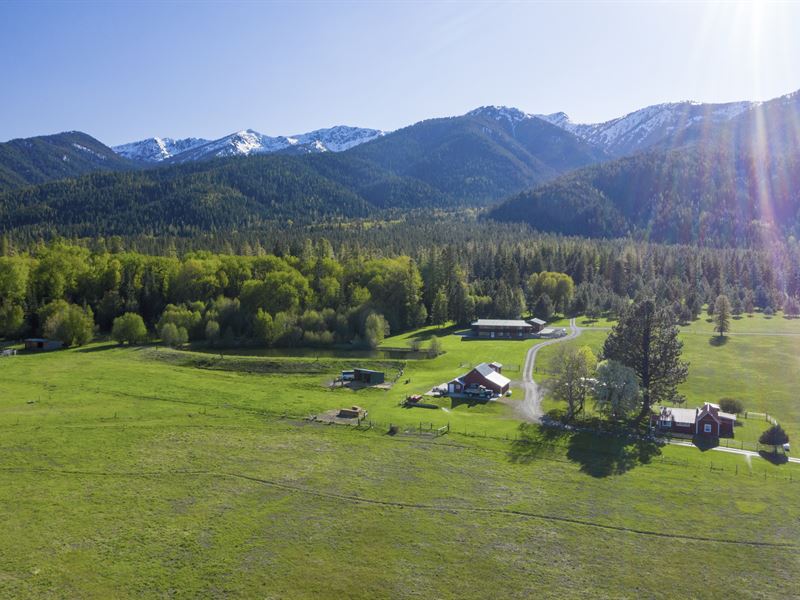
[7,222,800,348]
[0,241,571,348]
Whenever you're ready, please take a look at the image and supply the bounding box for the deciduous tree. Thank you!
[549,345,596,420]
[111,312,148,345]
[593,360,640,419]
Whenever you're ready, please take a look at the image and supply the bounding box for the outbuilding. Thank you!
[24,338,64,351]
[529,318,546,333]
[352,368,385,385]
[471,319,538,338]
[447,362,511,396]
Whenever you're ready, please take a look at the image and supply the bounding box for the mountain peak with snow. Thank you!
[114,126,385,163]
[113,136,208,162]
[536,99,758,156]
[467,105,532,125]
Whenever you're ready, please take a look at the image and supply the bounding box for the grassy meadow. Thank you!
[2,319,800,597]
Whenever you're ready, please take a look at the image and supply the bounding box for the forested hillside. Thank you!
[488,145,800,245]
[349,109,604,203]
[0,110,603,236]
[489,92,800,245]
[0,131,134,191]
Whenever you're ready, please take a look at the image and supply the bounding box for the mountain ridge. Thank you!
[114,125,386,164]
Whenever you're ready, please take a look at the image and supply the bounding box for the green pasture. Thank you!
[534,321,800,440]
[1,342,799,598]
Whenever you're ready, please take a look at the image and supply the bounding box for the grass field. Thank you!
[2,325,800,597]
[534,317,800,440]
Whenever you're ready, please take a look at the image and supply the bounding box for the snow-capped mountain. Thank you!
[114,126,385,164]
[536,100,756,156]
[467,105,532,127]
[113,137,208,162]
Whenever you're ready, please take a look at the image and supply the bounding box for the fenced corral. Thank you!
[387,421,450,437]
[457,361,520,373]
[742,411,779,426]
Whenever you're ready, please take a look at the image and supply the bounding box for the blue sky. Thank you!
[1,1,799,145]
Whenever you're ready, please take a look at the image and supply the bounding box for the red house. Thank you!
[447,362,511,396]
[652,402,736,437]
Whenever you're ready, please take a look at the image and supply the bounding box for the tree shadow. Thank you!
[77,343,119,353]
[692,435,719,451]
[450,396,491,409]
[404,325,462,341]
[565,431,662,477]
[758,450,789,465]
[709,336,729,347]
[507,422,661,477]
[507,423,569,464]
[460,336,530,342]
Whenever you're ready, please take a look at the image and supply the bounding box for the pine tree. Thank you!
[603,298,688,418]
[431,288,449,327]
[714,294,732,337]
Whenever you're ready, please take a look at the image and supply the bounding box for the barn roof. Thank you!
[472,319,533,328]
[473,363,511,388]
[529,318,546,325]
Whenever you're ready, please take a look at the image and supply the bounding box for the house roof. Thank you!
[659,406,697,425]
[658,403,737,425]
[697,402,737,423]
[472,319,533,328]
[472,362,511,388]
[529,318,546,325]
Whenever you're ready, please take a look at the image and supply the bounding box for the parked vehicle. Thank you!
[464,384,493,399]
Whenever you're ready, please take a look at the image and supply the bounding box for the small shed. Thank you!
[24,338,64,351]
[353,368,385,385]
[528,318,546,333]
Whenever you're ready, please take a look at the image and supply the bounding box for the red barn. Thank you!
[447,362,511,396]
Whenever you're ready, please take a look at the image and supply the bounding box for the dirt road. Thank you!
[517,318,580,422]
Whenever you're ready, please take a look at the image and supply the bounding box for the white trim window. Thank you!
[703,423,712,433]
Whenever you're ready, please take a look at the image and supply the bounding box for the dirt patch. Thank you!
[311,410,366,426]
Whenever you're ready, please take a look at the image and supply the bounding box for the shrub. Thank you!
[43,302,94,347]
[161,322,188,348]
[427,335,443,357]
[111,312,148,345]
[718,398,744,414]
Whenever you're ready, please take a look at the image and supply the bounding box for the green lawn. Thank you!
[534,322,800,441]
[684,311,800,335]
[1,344,799,598]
